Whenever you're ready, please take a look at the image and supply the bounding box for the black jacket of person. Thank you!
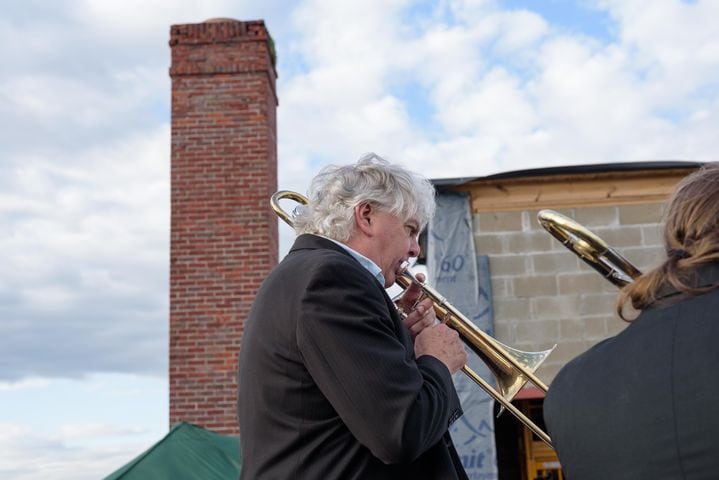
[238,234,468,479]
[544,262,719,480]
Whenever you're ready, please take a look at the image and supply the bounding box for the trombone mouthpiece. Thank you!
[397,261,421,284]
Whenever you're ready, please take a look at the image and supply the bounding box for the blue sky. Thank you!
[1,0,719,478]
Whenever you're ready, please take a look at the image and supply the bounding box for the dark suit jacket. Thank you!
[544,262,719,480]
[238,234,467,479]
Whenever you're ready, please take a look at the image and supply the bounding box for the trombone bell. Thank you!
[395,264,555,446]
[396,267,552,396]
[537,209,641,287]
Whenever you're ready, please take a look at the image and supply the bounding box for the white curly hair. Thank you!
[292,153,436,242]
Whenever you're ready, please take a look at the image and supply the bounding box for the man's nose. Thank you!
[408,237,420,258]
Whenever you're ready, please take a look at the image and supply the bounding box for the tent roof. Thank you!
[104,422,241,480]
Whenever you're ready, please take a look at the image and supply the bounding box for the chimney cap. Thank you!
[204,17,240,23]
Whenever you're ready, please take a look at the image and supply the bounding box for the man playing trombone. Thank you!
[237,154,469,479]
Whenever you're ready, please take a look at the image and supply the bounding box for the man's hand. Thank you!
[395,272,435,338]
[414,324,468,374]
[400,297,435,338]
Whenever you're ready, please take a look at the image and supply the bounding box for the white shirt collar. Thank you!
[320,235,385,286]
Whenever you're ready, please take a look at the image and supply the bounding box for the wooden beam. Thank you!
[451,168,696,212]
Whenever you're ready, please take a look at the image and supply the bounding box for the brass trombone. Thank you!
[537,210,642,287]
[271,190,556,447]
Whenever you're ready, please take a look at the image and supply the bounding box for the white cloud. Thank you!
[59,423,146,441]
[599,0,719,104]
[439,67,538,136]
[493,9,549,53]
[0,374,168,478]
[0,378,50,392]
[275,0,719,187]
[0,126,169,380]
[0,422,151,480]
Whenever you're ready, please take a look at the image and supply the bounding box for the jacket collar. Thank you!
[289,233,351,256]
[289,234,386,286]
[656,261,719,300]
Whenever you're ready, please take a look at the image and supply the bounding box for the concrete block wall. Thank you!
[473,202,666,384]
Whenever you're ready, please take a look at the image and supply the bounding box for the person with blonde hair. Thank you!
[544,162,719,480]
[238,154,469,479]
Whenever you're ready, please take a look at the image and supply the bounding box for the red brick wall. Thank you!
[169,19,278,434]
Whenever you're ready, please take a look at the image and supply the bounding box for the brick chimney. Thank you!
[169,19,278,434]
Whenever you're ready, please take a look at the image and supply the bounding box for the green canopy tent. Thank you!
[104,422,241,479]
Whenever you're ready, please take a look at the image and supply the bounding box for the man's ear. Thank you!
[354,203,374,236]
